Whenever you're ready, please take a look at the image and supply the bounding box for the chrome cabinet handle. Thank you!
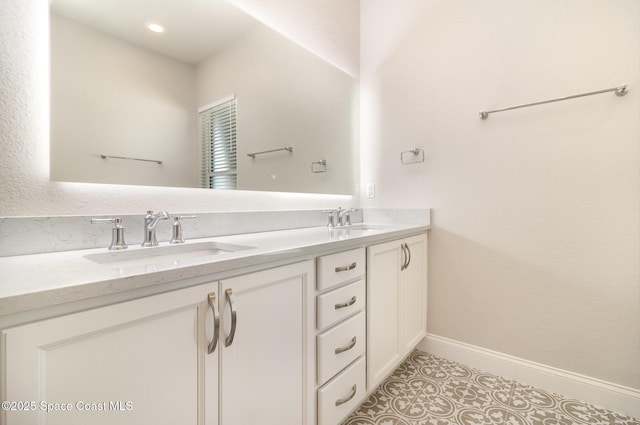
[400,243,408,271]
[335,384,357,406]
[335,262,357,272]
[225,289,237,347]
[405,243,412,270]
[207,292,220,354]
[335,296,357,310]
[334,336,357,354]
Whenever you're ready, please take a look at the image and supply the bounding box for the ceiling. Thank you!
[50,0,260,65]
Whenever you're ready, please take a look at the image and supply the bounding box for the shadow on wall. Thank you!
[426,225,638,389]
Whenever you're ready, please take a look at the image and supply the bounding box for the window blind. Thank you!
[200,96,237,190]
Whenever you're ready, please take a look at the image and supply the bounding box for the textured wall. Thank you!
[0,0,359,216]
[360,0,640,389]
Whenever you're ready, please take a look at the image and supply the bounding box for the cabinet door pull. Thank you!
[207,293,220,354]
[405,243,412,270]
[334,336,357,354]
[335,262,357,272]
[400,243,408,271]
[334,296,357,310]
[335,384,357,406]
[225,289,237,347]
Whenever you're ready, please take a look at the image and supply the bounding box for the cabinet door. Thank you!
[399,233,427,356]
[219,261,314,425]
[366,240,402,390]
[1,283,218,425]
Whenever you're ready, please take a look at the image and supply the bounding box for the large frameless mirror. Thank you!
[49,0,358,195]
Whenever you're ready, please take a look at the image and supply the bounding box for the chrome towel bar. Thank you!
[101,154,163,165]
[247,146,293,158]
[479,84,628,120]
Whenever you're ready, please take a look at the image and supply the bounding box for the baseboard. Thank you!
[418,333,640,419]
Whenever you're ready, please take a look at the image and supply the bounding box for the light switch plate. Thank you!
[366,183,375,199]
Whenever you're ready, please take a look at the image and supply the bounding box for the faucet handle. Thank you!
[91,217,128,250]
[322,210,336,228]
[170,215,197,244]
[345,208,358,226]
[345,212,353,226]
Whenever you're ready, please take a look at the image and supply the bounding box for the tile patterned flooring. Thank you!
[342,350,640,425]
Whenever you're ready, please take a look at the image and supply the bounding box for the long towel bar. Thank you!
[101,155,163,165]
[479,84,628,120]
[247,146,293,158]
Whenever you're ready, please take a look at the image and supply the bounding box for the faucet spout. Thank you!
[142,210,170,247]
[337,208,358,226]
[147,210,169,230]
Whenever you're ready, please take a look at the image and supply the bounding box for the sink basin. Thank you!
[324,223,392,240]
[344,224,389,232]
[329,224,391,233]
[84,241,254,268]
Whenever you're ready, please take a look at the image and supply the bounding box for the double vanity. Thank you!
[0,215,429,425]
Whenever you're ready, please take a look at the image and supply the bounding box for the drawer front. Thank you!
[318,357,366,425]
[317,248,365,291]
[317,279,365,330]
[317,312,366,384]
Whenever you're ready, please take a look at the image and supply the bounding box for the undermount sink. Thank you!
[344,224,389,231]
[330,224,390,232]
[325,223,392,240]
[84,241,255,268]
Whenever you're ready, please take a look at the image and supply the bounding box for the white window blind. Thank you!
[200,96,237,189]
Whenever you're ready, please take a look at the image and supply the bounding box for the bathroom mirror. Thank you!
[49,0,358,195]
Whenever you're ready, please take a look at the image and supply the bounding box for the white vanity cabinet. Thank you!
[0,224,431,425]
[1,260,314,425]
[1,283,219,425]
[366,233,427,390]
[218,260,314,425]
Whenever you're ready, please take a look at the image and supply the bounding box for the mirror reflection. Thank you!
[50,0,357,195]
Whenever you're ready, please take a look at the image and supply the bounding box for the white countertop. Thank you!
[0,223,428,318]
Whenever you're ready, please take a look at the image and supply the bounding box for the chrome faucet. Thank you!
[337,207,358,226]
[142,210,170,247]
[323,207,359,228]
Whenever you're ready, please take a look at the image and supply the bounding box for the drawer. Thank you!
[317,248,365,291]
[317,312,365,384]
[318,357,366,425]
[317,279,365,330]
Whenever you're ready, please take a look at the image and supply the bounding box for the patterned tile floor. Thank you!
[342,350,640,425]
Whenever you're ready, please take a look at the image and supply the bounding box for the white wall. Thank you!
[228,0,359,78]
[50,15,199,188]
[197,24,358,195]
[0,0,359,216]
[360,0,639,390]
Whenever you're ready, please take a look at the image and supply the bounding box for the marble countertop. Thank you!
[0,223,428,318]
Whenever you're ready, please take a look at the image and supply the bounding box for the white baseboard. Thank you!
[418,333,640,419]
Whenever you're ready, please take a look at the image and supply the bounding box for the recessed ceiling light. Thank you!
[146,22,165,33]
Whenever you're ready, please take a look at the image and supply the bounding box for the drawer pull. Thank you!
[335,296,357,310]
[207,292,220,354]
[334,336,357,354]
[335,262,357,273]
[335,384,357,406]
